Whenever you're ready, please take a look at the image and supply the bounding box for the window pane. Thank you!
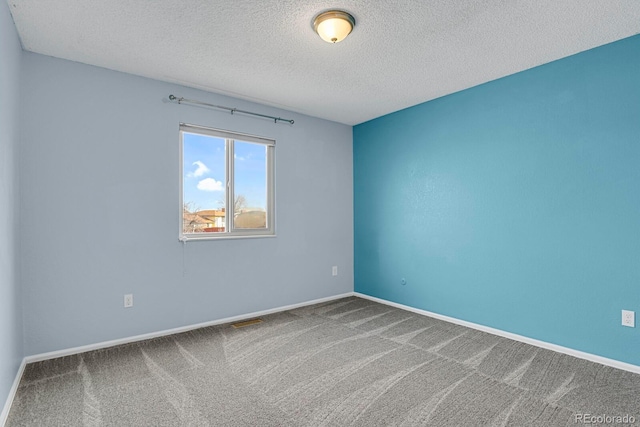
[182,132,226,233]
[233,140,267,229]
[179,123,274,240]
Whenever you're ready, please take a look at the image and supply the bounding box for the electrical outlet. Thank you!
[622,310,635,327]
[124,294,134,308]
[332,266,338,276]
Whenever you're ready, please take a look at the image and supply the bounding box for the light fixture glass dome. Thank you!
[313,10,355,43]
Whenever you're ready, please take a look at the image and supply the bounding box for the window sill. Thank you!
[179,234,276,242]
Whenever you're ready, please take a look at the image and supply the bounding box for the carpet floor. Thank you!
[6,296,640,426]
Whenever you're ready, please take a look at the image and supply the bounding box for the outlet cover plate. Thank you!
[622,310,635,327]
[124,294,134,308]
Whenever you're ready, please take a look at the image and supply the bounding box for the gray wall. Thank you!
[0,0,24,410]
[19,52,353,356]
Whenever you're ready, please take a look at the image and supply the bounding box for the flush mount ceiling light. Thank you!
[313,10,355,43]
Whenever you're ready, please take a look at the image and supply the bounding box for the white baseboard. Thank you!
[0,358,26,427]
[21,291,640,374]
[355,292,640,375]
[25,292,354,364]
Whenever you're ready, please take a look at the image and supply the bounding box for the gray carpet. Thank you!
[6,297,640,426]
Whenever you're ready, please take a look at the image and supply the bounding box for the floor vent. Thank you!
[231,318,263,328]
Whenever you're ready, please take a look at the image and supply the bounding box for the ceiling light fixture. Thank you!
[313,10,355,44]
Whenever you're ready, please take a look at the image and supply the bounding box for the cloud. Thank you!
[189,161,210,177]
[234,154,246,161]
[197,178,224,192]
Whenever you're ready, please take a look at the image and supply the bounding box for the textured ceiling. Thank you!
[7,0,640,125]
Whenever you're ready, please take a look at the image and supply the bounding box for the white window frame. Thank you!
[179,123,275,241]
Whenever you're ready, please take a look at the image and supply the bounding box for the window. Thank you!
[180,123,275,240]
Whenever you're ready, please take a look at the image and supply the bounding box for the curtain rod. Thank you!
[168,95,294,125]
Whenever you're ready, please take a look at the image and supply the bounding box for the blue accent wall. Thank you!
[354,35,640,366]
